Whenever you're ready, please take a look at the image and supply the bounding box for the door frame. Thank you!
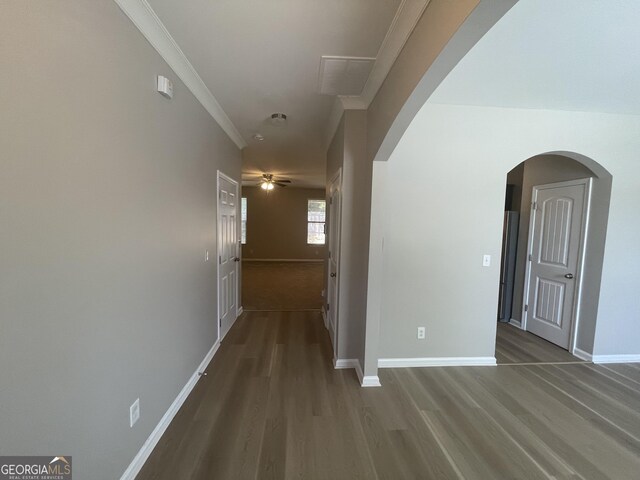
[521,177,592,354]
[216,170,240,341]
[326,168,342,354]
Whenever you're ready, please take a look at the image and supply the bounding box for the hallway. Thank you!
[138,311,640,480]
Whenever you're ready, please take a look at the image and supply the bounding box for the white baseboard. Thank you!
[378,356,497,368]
[592,354,640,364]
[119,340,220,480]
[509,318,522,328]
[355,361,381,387]
[333,358,358,369]
[221,310,242,342]
[242,258,323,263]
[321,308,328,328]
[573,348,593,362]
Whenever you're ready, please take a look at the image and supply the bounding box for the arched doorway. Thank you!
[496,153,612,363]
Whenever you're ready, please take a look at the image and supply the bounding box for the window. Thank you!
[241,197,247,244]
[307,199,326,245]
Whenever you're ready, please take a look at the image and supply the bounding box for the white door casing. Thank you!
[327,170,342,354]
[523,178,591,350]
[217,172,239,341]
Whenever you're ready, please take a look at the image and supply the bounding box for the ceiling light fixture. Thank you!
[253,133,265,141]
[270,113,287,125]
[260,181,274,191]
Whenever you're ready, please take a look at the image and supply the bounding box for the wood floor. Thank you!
[137,311,640,480]
[495,322,583,364]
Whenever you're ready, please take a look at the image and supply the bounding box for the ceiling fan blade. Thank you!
[276,179,292,183]
[274,182,288,187]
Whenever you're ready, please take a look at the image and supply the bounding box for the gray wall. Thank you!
[506,162,524,212]
[241,186,326,260]
[0,2,241,478]
[510,155,610,353]
[376,103,638,362]
[326,111,372,364]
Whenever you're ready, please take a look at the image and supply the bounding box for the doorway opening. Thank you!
[239,179,328,312]
[495,153,612,364]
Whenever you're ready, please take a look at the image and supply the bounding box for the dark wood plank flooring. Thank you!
[137,311,640,479]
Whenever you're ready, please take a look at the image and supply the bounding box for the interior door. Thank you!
[525,179,589,349]
[218,173,239,340]
[327,172,341,350]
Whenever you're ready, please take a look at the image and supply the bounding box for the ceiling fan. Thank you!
[259,174,291,190]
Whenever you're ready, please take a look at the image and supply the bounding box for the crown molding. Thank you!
[323,0,430,152]
[113,0,247,150]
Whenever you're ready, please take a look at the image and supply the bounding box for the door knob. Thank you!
[564,273,574,279]
[234,257,240,262]
[330,273,336,277]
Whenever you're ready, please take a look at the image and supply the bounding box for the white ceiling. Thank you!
[430,0,640,115]
[146,0,403,188]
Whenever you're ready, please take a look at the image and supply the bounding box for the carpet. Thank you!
[241,261,324,311]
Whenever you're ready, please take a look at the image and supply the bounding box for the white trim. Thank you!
[242,258,323,263]
[321,307,328,329]
[327,169,343,359]
[236,306,243,317]
[521,177,593,355]
[217,171,240,342]
[592,354,640,364]
[573,348,593,362]
[119,340,220,480]
[509,318,522,329]
[113,0,246,149]
[333,358,359,369]
[378,357,497,368]
[355,361,382,387]
[361,376,382,387]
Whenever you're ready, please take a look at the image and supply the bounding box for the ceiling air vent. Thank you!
[317,56,375,96]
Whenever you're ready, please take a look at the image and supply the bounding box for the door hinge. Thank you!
[524,305,528,312]
[219,318,222,327]
[528,254,533,262]
[327,303,330,311]
[219,256,222,264]
[532,201,537,210]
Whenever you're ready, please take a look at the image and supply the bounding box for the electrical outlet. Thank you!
[130,398,140,428]
[417,327,426,340]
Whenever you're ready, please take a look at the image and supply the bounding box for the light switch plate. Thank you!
[483,254,491,267]
[130,398,140,428]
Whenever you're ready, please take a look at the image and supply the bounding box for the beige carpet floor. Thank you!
[241,261,324,310]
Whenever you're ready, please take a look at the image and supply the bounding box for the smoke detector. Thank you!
[270,113,287,125]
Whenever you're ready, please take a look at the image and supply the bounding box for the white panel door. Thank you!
[218,173,239,340]
[326,172,341,351]
[525,179,589,349]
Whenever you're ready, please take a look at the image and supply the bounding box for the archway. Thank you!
[496,152,612,363]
